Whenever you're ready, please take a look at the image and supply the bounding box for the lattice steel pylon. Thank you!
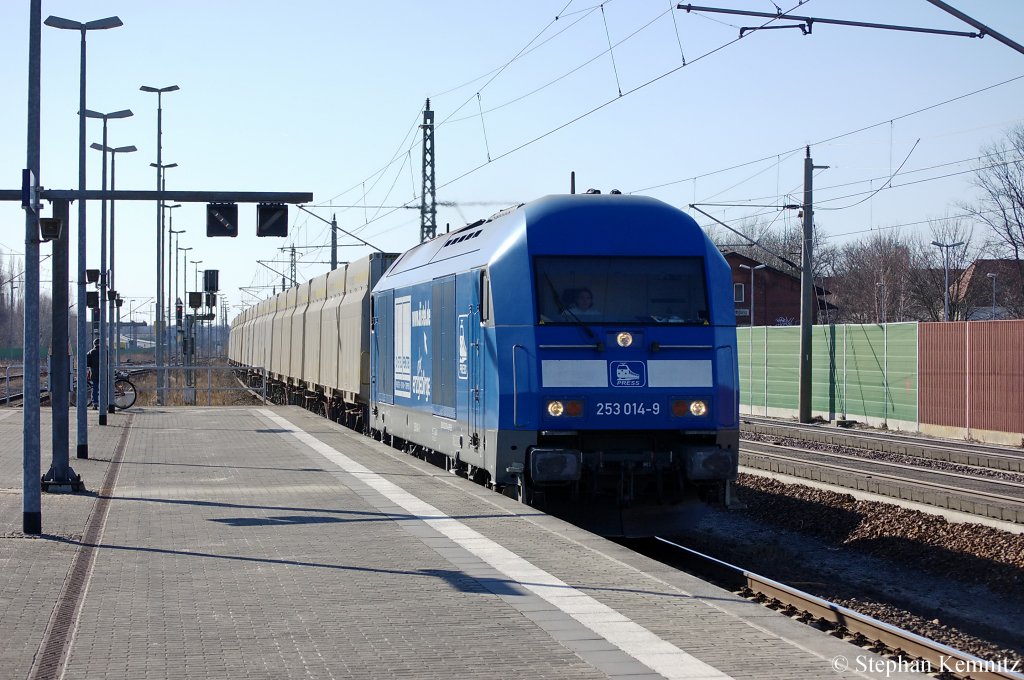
[419,99,437,243]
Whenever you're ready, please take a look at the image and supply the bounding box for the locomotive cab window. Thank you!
[535,256,708,325]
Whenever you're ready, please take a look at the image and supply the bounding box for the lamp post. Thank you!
[82,108,131,423]
[177,245,193,361]
[738,263,767,327]
[90,142,136,373]
[986,272,998,319]
[876,281,887,324]
[141,84,180,405]
[191,260,203,362]
[164,205,181,357]
[23,1,42,535]
[45,13,122,458]
[931,240,964,321]
[169,227,185,358]
[191,260,204,294]
[151,164,177,366]
[737,263,766,415]
[84,109,132,422]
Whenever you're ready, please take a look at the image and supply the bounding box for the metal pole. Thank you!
[749,266,754,415]
[155,93,164,404]
[798,147,827,423]
[987,273,997,319]
[798,150,814,422]
[98,118,109,424]
[331,214,337,271]
[46,198,77,491]
[931,241,963,321]
[943,249,950,322]
[23,0,42,534]
[110,151,119,375]
[76,26,89,457]
[923,0,1024,56]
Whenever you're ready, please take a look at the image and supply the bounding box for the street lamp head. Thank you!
[45,15,122,31]
[140,85,180,94]
[85,17,123,30]
[166,204,182,210]
[738,264,750,271]
[90,143,137,154]
[44,16,83,30]
[150,162,179,169]
[987,272,997,279]
[83,108,133,120]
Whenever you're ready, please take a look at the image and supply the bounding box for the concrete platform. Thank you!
[0,406,929,679]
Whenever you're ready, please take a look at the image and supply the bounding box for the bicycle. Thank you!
[71,370,137,410]
[112,370,137,410]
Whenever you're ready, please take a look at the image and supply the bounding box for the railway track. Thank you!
[642,537,1024,680]
[740,439,1024,525]
[739,416,1024,525]
[742,416,1024,473]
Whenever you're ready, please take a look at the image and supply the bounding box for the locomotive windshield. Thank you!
[535,256,708,325]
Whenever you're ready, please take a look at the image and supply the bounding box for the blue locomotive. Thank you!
[230,193,739,536]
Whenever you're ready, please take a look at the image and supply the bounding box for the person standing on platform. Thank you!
[86,339,99,409]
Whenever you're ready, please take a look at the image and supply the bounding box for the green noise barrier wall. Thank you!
[737,323,918,427]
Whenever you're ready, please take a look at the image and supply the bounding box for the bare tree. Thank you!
[829,230,914,324]
[0,252,25,350]
[904,216,978,321]
[705,214,837,278]
[962,125,1024,313]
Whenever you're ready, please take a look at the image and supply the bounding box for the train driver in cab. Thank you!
[567,287,600,316]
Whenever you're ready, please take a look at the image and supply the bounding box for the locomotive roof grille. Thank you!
[442,230,481,247]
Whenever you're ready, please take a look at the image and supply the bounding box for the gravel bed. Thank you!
[667,474,1024,663]
[742,432,1024,484]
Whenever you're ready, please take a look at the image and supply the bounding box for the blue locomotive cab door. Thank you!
[462,270,485,451]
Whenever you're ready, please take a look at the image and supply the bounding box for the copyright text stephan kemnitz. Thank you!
[831,654,1021,677]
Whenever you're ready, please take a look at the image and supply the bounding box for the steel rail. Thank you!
[741,442,1024,506]
[653,537,1024,680]
[742,416,1024,471]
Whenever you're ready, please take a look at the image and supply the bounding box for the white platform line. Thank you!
[258,409,732,680]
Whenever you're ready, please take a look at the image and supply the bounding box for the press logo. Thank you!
[610,361,645,387]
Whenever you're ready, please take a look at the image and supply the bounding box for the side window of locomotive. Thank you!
[375,291,395,402]
[431,275,457,416]
[479,269,492,325]
[534,256,708,324]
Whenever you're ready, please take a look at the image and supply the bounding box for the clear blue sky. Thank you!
[2,1,1022,325]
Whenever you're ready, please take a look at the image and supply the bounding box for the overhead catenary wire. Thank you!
[317,3,1022,262]
[600,4,623,97]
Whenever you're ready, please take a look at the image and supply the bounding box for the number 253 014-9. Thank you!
[595,402,660,416]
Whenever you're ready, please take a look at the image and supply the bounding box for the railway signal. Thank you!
[257,203,288,237]
[206,202,239,237]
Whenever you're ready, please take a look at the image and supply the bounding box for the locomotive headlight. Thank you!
[547,400,565,417]
[616,332,633,348]
[689,400,708,416]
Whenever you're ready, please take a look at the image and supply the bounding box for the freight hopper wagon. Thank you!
[229,253,396,430]
[368,194,740,536]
